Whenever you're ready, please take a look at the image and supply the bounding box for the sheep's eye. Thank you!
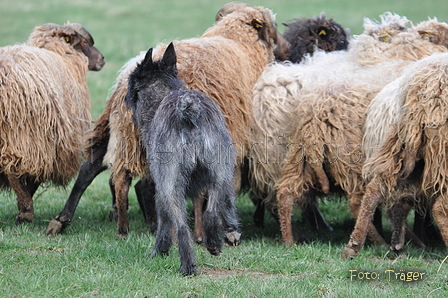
[64,36,71,43]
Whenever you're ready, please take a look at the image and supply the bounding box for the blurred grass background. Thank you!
[1,0,448,297]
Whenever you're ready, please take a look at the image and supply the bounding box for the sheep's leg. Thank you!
[8,175,34,223]
[388,198,412,254]
[115,171,132,237]
[348,192,387,247]
[134,178,157,234]
[431,195,448,248]
[302,200,333,232]
[414,209,441,245]
[46,145,107,235]
[250,191,265,228]
[192,193,205,244]
[373,208,384,239]
[108,177,117,221]
[343,180,384,259]
[277,188,309,246]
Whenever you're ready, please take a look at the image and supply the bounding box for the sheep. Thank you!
[343,49,448,258]
[125,42,240,276]
[282,13,349,64]
[249,14,350,231]
[250,13,448,247]
[0,23,104,223]
[361,19,448,247]
[46,2,290,237]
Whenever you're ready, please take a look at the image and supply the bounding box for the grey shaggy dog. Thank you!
[125,43,241,276]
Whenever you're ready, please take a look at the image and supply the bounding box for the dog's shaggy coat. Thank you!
[125,43,240,276]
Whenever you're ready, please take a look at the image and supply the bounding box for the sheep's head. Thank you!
[362,12,411,43]
[28,23,105,71]
[214,2,290,61]
[64,23,105,71]
[414,19,448,49]
[282,15,349,63]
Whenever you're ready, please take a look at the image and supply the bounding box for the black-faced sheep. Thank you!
[249,14,350,232]
[282,14,349,63]
[46,2,290,237]
[125,43,240,276]
[343,49,448,258]
[0,23,104,223]
[256,14,448,247]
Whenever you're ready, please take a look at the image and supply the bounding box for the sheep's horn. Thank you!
[70,23,95,46]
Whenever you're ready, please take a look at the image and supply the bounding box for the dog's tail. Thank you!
[176,91,202,126]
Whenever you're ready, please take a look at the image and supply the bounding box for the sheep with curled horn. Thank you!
[47,2,290,239]
[0,22,104,223]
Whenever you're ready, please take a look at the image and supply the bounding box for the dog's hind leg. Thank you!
[152,183,197,276]
[151,200,173,257]
[202,187,223,255]
[217,188,241,247]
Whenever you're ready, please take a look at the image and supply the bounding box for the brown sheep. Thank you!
[0,23,104,223]
[46,2,290,238]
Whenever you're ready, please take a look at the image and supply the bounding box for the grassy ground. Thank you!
[1,0,448,297]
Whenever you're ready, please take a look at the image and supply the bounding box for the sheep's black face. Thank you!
[331,21,349,51]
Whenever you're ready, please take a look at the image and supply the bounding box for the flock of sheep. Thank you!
[1,1,448,275]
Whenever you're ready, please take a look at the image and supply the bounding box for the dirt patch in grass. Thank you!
[201,267,295,280]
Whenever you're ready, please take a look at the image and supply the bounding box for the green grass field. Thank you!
[1,0,448,297]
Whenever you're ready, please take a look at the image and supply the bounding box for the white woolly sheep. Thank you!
[0,23,105,223]
[250,13,448,247]
[46,2,290,238]
[343,47,448,258]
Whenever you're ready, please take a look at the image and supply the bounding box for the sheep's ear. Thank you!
[253,9,277,46]
[162,42,177,72]
[251,18,265,30]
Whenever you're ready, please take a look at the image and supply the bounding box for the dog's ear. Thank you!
[140,47,154,71]
[162,42,177,73]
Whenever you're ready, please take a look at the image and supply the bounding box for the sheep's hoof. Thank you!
[16,212,34,224]
[342,246,358,259]
[390,245,407,256]
[46,219,64,236]
[224,231,241,246]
